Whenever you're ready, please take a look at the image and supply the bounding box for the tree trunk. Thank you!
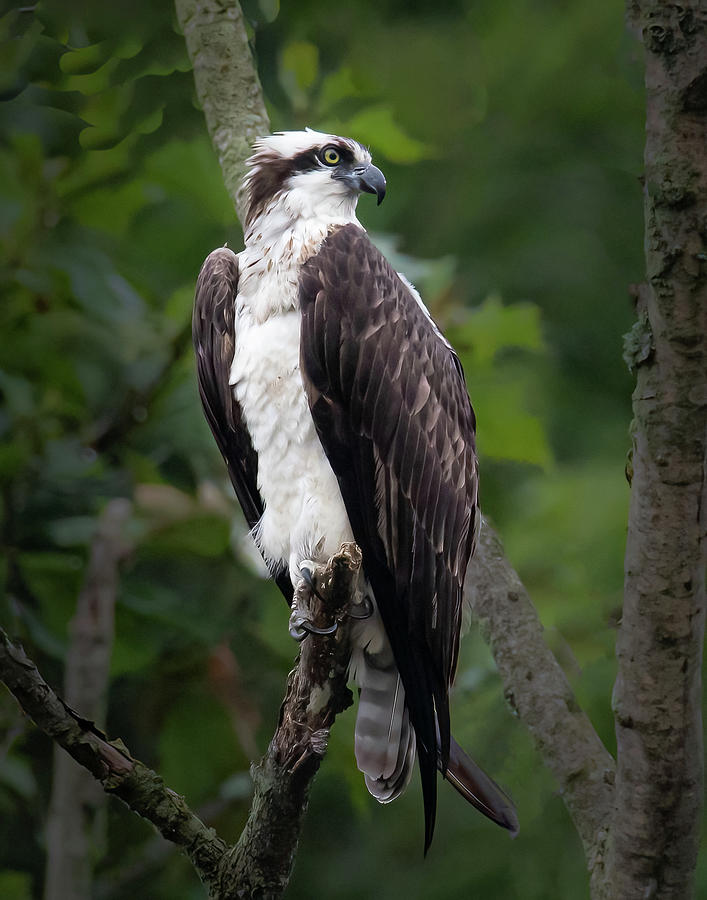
[44,500,131,900]
[609,3,707,897]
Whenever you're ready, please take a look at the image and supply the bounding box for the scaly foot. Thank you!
[288,559,339,641]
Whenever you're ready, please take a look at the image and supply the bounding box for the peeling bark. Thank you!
[609,3,707,898]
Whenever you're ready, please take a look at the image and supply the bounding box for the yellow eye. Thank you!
[322,146,341,166]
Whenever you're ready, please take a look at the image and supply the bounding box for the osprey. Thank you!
[193,129,517,849]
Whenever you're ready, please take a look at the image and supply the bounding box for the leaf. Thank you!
[141,514,230,558]
[47,515,97,547]
[0,371,36,418]
[319,66,359,112]
[336,105,432,163]
[473,378,552,467]
[158,688,244,802]
[59,40,118,76]
[455,294,545,368]
[0,871,32,900]
[280,40,319,92]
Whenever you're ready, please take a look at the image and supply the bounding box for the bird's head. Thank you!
[243,129,386,230]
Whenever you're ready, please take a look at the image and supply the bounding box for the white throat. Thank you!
[245,174,362,249]
[238,180,363,322]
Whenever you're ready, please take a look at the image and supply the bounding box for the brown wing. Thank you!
[298,224,478,849]
[193,247,293,603]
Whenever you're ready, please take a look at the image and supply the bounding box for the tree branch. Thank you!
[608,4,707,898]
[0,627,229,896]
[467,520,615,893]
[173,0,618,891]
[219,545,358,895]
[1,544,360,899]
[174,0,270,223]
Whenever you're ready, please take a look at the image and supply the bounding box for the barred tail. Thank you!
[352,650,416,802]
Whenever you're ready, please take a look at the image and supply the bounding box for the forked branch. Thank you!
[0,544,361,899]
[173,0,616,888]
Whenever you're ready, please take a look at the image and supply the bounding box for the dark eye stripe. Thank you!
[245,139,366,227]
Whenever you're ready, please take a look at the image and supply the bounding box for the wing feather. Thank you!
[299,224,478,850]
[193,247,293,604]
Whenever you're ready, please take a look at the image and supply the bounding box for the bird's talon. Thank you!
[289,622,308,642]
[289,617,338,640]
[298,560,326,603]
[348,594,373,620]
[300,619,339,636]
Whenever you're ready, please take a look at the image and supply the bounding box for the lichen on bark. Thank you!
[609,3,707,897]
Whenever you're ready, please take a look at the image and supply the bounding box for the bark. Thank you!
[0,625,229,895]
[174,0,270,223]
[44,499,132,900]
[218,545,358,896]
[609,3,707,898]
[6,2,702,897]
[467,521,615,894]
[1,544,359,900]
[174,0,618,890]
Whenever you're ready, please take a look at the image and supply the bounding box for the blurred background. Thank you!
[2,0,692,897]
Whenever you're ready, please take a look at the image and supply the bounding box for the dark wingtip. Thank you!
[443,736,519,837]
[419,742,438,855]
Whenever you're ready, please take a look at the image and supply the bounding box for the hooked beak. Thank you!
[356,164,387,205]
[336,163,387,205]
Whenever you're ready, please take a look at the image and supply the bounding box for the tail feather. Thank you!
[364,703,416,802]
[349,607,518,846]
[443,736,519,837]
[355,664,416,801]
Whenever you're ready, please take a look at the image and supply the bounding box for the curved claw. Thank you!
[348,594,373,620]
[289,618,339,640]
[289,621,309,642]
[299,563,326,603]
[299,619,339,637]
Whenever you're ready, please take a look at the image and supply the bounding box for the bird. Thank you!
[192,129,518,851]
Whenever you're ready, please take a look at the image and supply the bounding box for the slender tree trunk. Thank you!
[3,3,704,897]
[44,500,132,900]
[609,3,707,897]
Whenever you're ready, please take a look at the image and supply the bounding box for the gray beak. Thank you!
[356,164,387,205]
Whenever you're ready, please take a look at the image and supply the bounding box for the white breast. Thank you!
[230,219,355,584]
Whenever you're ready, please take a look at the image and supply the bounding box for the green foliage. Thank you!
[0,871,32,900]
[1,1,695,899]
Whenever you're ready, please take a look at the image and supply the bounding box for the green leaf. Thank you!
[0,371,35,418]
[456,293,545,368]
[59,40,117,76]
[319,66,359,112]
[281,40,319,91]
[471,376,551,467]
[0,871,32,900]
[256,0,280,24]
[336,105,432,163]
[47,515,97,547]
[142,514,230,558]
[158,688,244,802]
